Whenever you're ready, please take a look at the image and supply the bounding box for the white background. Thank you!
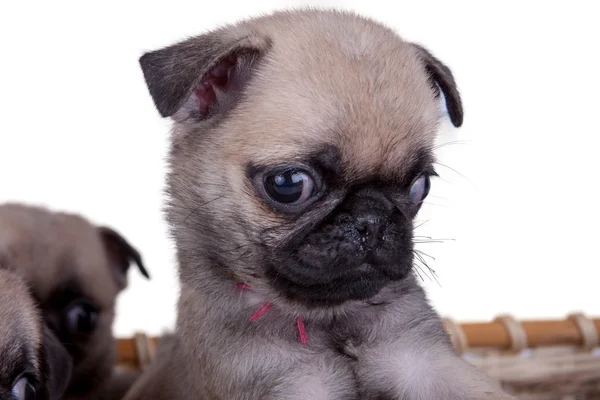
[1,1,598,337]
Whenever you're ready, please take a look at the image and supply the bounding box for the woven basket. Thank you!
[117,312,600,399]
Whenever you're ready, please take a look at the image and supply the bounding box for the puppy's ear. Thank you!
[139,31,271,119]
[98,226,150,290]
[41,327,72,400]
[412,44,463,127]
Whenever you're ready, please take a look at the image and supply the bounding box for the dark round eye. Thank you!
[409,174,431,205]
[12,377,37,400]
[264,170,315,204]
[65,300,98,334]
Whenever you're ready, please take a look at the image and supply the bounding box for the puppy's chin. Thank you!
[266,262,412,307]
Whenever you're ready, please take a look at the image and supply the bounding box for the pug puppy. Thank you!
[0,268,72,400]
[0,203,150,400]
[128,9,516,400]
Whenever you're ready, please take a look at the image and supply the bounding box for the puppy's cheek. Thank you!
[225,163,273,241]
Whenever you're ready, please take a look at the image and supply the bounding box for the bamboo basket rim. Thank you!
[115,314,600,367]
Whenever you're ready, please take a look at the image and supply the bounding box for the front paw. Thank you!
[354,347,518,400]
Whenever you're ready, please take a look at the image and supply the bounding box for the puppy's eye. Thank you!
[12,376,37,400]
[409,174,431,205]
[65,300,98,334]
[264,170,315,204]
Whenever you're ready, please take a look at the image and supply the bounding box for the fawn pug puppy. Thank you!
[0,268,72,400]
[0,203,150,400]
[128,9,516,400]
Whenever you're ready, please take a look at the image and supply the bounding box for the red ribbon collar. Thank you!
[235,283,308,344]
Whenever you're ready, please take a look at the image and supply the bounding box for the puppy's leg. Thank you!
[127,355,353,400]
[352,290,516,399]
[356,341,515,399]
[203,344,356,400]
[124,334,355,400]
[263,357,357,400]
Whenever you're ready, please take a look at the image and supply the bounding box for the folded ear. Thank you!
[41,327,72,400]
[139,30,271,119]
[98,226,150,290]
[412,43,463,127]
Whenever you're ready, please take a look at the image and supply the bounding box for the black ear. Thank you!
[98,227,150,290]
[413,44,464,127]
[139,32,271,119]
[41,327,72,400]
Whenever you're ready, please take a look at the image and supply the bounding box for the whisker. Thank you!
[433,139,472,150]
[414,239,451,244]
[183,196,225,223]
[413,220,430,230]
[413,251,441,287]
[412,266,425,282]
[415,249,435,261]
[413,253,433,279]
[434,162,475,186]
[415,237,455,242]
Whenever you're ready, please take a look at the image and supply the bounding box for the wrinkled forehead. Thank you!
[224,30,440,180]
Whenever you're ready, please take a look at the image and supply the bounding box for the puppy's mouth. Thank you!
[266,262,396,307]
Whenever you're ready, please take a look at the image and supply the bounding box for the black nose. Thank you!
[354,212,383,247]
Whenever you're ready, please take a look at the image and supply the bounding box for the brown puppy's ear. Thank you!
[412,44,464,127]
[98,227,150,290]
[139,31,271,119]
[41,327,72,400]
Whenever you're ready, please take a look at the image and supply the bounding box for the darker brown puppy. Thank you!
[0,268,72,400]
[0,203,149,400]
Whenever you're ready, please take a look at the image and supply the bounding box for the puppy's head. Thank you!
[0,269,72,400]
[140,10,462,308]
[0,204,149,395]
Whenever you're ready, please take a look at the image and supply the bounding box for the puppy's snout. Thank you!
[346,189,394,247]
[354,212,383,247]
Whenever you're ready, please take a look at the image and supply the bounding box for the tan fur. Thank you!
[0,204,119,305]
[130,8,516,400]
[0,203,146,400]
[223,12,439,172]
